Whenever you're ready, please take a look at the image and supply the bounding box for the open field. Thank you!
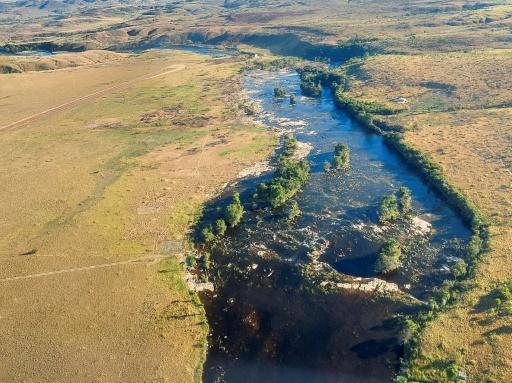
[340,50,512,382]
[0,49,274,382]
[0,50,127,73]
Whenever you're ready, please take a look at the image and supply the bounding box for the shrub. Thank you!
[274,86,286,98]
[398,186,413,214]
[290,94,297,105]
[225,192,244,227]
[451,260,468,279]
[489,281,512,316]
[201,225,215,243]
[281,134,298,158]
[375,239,402,273]
[378,195,400,224]
[187,255,198,268]
[202,252,211,270]
[332,143,350,170]
[322,160,331,172]
[214,218,227,236]
[287,200,301,221]
[334,89,397,116]
[400,319,420,344]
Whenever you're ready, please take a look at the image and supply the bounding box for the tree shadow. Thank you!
[484,325,512,337]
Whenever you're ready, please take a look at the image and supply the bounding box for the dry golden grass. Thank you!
[0,50,127,73]
[345,50,512,382]
[346,50,512,113]
[0,49,274,382]
[404,109,512,383]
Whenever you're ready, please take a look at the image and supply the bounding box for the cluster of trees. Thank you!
[300,79,322,97]
[323,143,350,172]
[254,135,310,208]
[334,89,397,116]
[333,143,350,170]
[378,187,412,224]
[251,57,300,71]
[297,66,323,97]
[201,192,245,243]
[375,239,402,273]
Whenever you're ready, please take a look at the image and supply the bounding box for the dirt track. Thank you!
[0,254,174,282]
[0,64,186,133]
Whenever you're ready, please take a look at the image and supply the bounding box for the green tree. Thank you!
[254,135,310,208]
[214,218,227,236]
[398,186,413,214]
[300,80,321,97]
[202,252,211,270]
[332,143,350,170]
[287,200,301,221]
[378,194,400,224]
[451,259,467,279]
[225,192,244,227]
[274,86,286,98]
[399,319,420,344]
[375,239,402,273]
[201,225,215,243]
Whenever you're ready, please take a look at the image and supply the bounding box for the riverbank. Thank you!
[321,53,511,382]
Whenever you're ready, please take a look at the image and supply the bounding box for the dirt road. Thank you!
[0,64,186,132]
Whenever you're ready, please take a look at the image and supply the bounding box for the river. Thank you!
[168,46,471,383]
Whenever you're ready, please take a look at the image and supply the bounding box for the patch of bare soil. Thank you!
[86,118,124,129]
[140,106,210,127]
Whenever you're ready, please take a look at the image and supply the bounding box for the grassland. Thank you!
[0,49,274,382]
[0,50,127,73]
[338,49,512,383]
[1,0,512,381]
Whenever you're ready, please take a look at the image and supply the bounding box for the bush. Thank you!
[378,194,400,224]
[281,134,297,158]
[451,260,468,279]
[202,252,211,270]
[322,160,331,172]
[375,239,402,273]
[287,200,301,221]
[225,192,244,227]
[489,281,512,316]
[201,225,215,243]
[334,89,397,116]
[290,94,297,105]
[214,218,227,236]
[187,255,198,268]
[332,143,350,170]
[398,187,413,214]
[400,319,420,344]
[274,86,286,98]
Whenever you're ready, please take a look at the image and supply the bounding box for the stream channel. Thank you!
[171,46,472,383]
